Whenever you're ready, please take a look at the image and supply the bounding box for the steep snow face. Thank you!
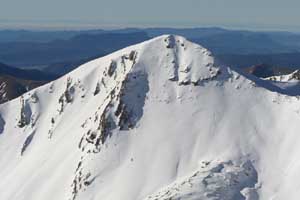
[0,35,300,200]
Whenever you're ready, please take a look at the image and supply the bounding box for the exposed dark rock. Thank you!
[30,92,39,103]
[116,72,149,130]
[128,51,137,62]
[21,131,35,155]
[59,78,75,113]
[291,70,300,80]
[97,107,115,146]
[93,82,101,96]
[165,35,176,49]
[0,114,5,134]
[108,60,117,77]
[17,96,32,128]
[178,80,191,86]
[51,117,55,124]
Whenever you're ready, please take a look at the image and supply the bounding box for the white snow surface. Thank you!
[0,35,300,200]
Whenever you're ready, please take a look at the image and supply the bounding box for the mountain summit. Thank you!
[0,35,299,200]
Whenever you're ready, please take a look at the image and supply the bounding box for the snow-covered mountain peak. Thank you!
[67,34,220,88]
[1,35,300,200]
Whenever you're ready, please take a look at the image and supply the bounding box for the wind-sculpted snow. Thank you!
[144,160,258,200]
[0,35,300,200]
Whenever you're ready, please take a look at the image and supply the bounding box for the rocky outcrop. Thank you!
[17,96,32,128]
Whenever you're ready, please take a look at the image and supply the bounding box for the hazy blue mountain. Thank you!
[0,63,57,103]
[243,63,295,78]
[142,28,300,54]
[216,53,300,68]
[0,32,149,67]
[0,29,107,43]
[190,32,294,54]
[42,56,99,76]
[144,27,229,38]
[0,62,57,81]
[1,27,300,77]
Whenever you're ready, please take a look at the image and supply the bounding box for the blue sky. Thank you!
[0,0,299,31]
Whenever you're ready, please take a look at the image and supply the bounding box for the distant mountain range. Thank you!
[0,62,57,81]
[0,63,56,103]
[0,32,149,67]
[2,28,300,54]
[243,63,295,78]
[1,27,300,79]
[216,52,300,69]
[0,29,106,43]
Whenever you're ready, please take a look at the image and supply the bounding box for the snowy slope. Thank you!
[265,70,300,82]
[263,70,300,96]
[0,35,300,200]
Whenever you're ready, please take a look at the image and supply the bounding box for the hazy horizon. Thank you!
[1,0,300,32]
[0,20,300,33]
